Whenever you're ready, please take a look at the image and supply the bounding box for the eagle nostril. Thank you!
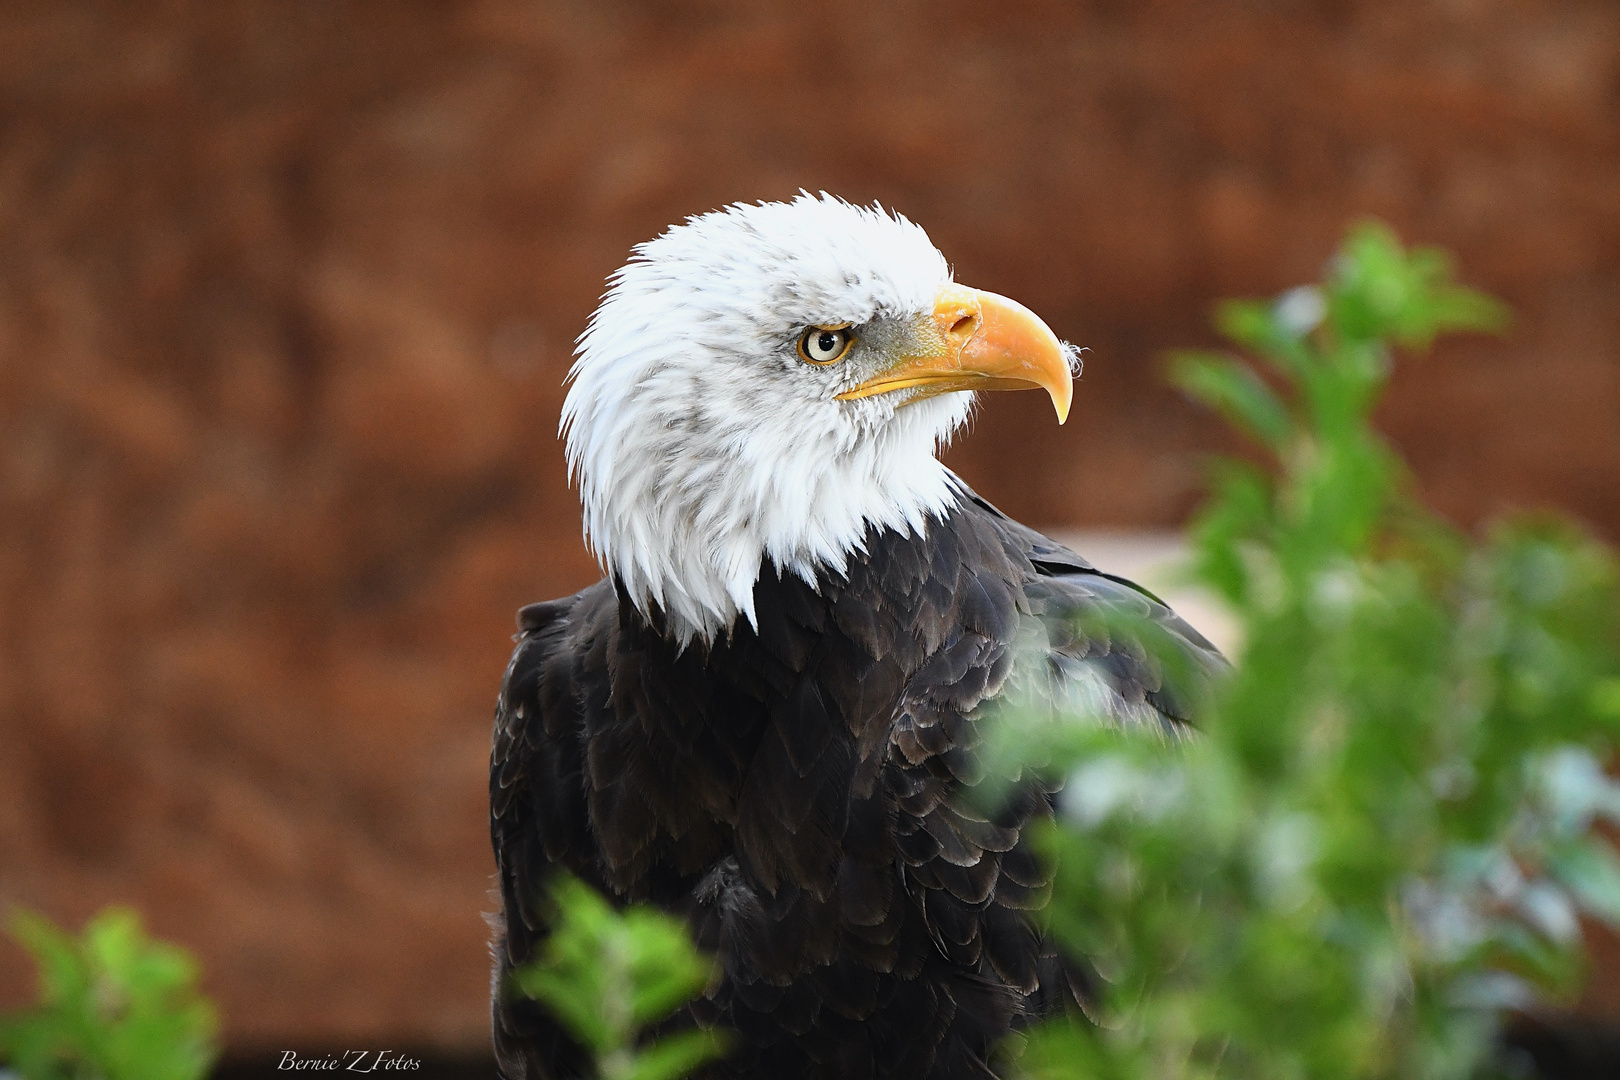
[947,312,979,339]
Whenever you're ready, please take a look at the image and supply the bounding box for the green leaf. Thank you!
[616,1030,726,1080]
[7,910,84,1007]
[1427,285,1510,339]
[1214,298,1314,376]
[1591,678,1620,721]
[512,966,614,1052]
[1328,221,1509,348]
[1188,459,1272,607]
[1168,352,1292,451]
[510,875,724,1080]
[2,907,218,1080]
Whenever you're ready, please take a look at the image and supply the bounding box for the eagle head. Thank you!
[561,193,1080,645]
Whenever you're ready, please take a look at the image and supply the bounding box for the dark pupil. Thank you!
[816,331,838,355]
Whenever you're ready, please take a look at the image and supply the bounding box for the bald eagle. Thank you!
[490,195,1223,1080]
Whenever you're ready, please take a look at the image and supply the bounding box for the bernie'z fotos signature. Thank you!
[278,1052,422,1072]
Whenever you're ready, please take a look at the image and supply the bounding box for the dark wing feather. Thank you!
[966,486,1226,732]
[490,588,612,1080]
[876,491,1226,1034]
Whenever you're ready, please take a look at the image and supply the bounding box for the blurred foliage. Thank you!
[0,908,218,1080]
[509,875,725,1080]
[997,222,1620,1080]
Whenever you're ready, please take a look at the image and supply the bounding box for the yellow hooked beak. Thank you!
[834,284,1073,424]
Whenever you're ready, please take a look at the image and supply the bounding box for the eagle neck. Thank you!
[585,416,970,649]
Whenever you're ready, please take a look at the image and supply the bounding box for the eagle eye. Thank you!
[797,325,854,365]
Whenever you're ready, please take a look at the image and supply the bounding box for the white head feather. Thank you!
[561,193,978,646]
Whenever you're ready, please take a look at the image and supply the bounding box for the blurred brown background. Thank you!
[2,0,1617,1054]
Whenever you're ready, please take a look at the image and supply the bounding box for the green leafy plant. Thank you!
[999,222,1620,1080]
[0,908,218,1080]
[509,876,725,1080]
